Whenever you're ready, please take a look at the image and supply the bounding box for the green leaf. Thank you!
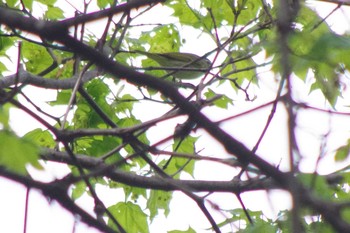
[173,135,197,154]
[141,58,168,79]
[168,226,196,233]
[162,135,197,177]
[0,61,8,73]
[97,0,113,9]
[140,25,181,53]
[307,33,350,64]
[147,190,172,221]
[167,0,201,28]
[49,90,71,106]
[217,208,276,231]
[202,0,234,28]
[5,0,18,7]
[215,95,234,109]
[297,5,330,34]
[0,103,10,129]
[22,0,33,11]
[235,0,262,26]
[37,0,57,4]
[45,5,64,20]
[22,41,53,74]
[72,103,91,128]
[108,202,149,233]
[287,6,331,82]
[297,173,333,199]
[306,221,334,233]
[243,220,278,233]
[71,180,86,200]
[310,65,340,107]
[335,139,350,162]
[0,30,13,56]
[86,79,110,99]
[24,129,56,148]
[112,94,137,115]
[289,28,349,106]
[341,208,350,223]
[0,130,41,174]
[221,54,257,90]
[119,184,147,201]
[333,180,350,202]
[204,88,233,109]
[87,136,123,159]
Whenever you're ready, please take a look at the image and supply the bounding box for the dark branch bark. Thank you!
[0,69,99,89]
[61,0,166,27]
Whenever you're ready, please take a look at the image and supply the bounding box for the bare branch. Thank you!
[0,69,99,89]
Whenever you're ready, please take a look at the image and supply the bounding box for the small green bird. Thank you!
[135,51,211,79]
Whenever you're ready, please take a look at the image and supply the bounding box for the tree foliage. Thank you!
[0,0,350,232]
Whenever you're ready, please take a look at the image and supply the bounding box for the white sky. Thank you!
[1,1,350,233]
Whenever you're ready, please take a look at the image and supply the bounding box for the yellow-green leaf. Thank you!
[108,202,149,233]
[147,190,172,221]
[0,130,41,174]
[335,140,350,162]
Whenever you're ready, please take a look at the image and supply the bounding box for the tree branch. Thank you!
[41,148,278,193]
[0,69,99,89]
